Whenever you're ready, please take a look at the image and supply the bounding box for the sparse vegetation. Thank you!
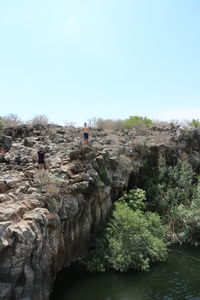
[2,114,22,128]
[64,120,76,127]
[88,116,154,130]
[35,170,63,212]
[29,114,49,125]
[35,170,62,196]
[88,118,123,130]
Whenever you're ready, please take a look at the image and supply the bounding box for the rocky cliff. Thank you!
[0,124,200,300]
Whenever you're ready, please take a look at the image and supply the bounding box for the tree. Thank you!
[84,190,168,272]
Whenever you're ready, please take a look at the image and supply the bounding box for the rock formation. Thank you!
[0,123,200,300]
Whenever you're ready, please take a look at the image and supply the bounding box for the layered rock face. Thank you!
[0,124,200,300]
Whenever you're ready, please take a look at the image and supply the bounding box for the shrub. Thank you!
[29,114,49,125]
[166,200,200,244]
[123,116,153,130]
[151,120,170,128]
[35,170,62,196]
[118,188,146,211]
[87,118,123,130]
[35,170,63,212]
[107,203,168,272]
[189,119,200,128]
[84,190,168,273]
[168,181,200,244]
[87,116,153,130]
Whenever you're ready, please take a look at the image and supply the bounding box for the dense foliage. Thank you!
[145,157,195,215]
[84,189,168,272]
[118,188,146,210]
[84,157,200,274]
[144,156,200,244]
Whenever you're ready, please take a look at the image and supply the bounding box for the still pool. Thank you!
[51,246,200,300]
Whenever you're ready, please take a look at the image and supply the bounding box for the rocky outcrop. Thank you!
[0,124,200,300]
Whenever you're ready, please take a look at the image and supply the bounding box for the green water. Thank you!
[51,246,200,300]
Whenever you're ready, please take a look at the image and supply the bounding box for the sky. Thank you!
[0,0,200,126]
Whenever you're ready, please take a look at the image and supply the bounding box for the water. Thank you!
[51,246,200,300]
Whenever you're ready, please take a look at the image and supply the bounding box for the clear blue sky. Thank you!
[0,0,200,125]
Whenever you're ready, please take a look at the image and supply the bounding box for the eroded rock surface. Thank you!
[0,124,200,300]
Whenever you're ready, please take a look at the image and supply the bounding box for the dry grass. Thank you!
[28,114,49,126]
[35,170,62,196]
[2,114,22,128]
[88,118,123,130]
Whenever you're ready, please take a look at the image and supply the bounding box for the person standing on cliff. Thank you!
[83,122,89,146]
[38,147,46,169]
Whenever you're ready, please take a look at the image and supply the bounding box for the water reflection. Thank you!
[51,246,200,300]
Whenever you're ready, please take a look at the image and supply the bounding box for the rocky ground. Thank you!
[0,123,200,300]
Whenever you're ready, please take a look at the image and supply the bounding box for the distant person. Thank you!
[83,122,89,145]
[38,147,46,169]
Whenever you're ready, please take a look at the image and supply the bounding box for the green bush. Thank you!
[118,188,146,210]
[123,116,153,130]
[106,203,168,272]
[84,199,168,272]
[189,119,200,128]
